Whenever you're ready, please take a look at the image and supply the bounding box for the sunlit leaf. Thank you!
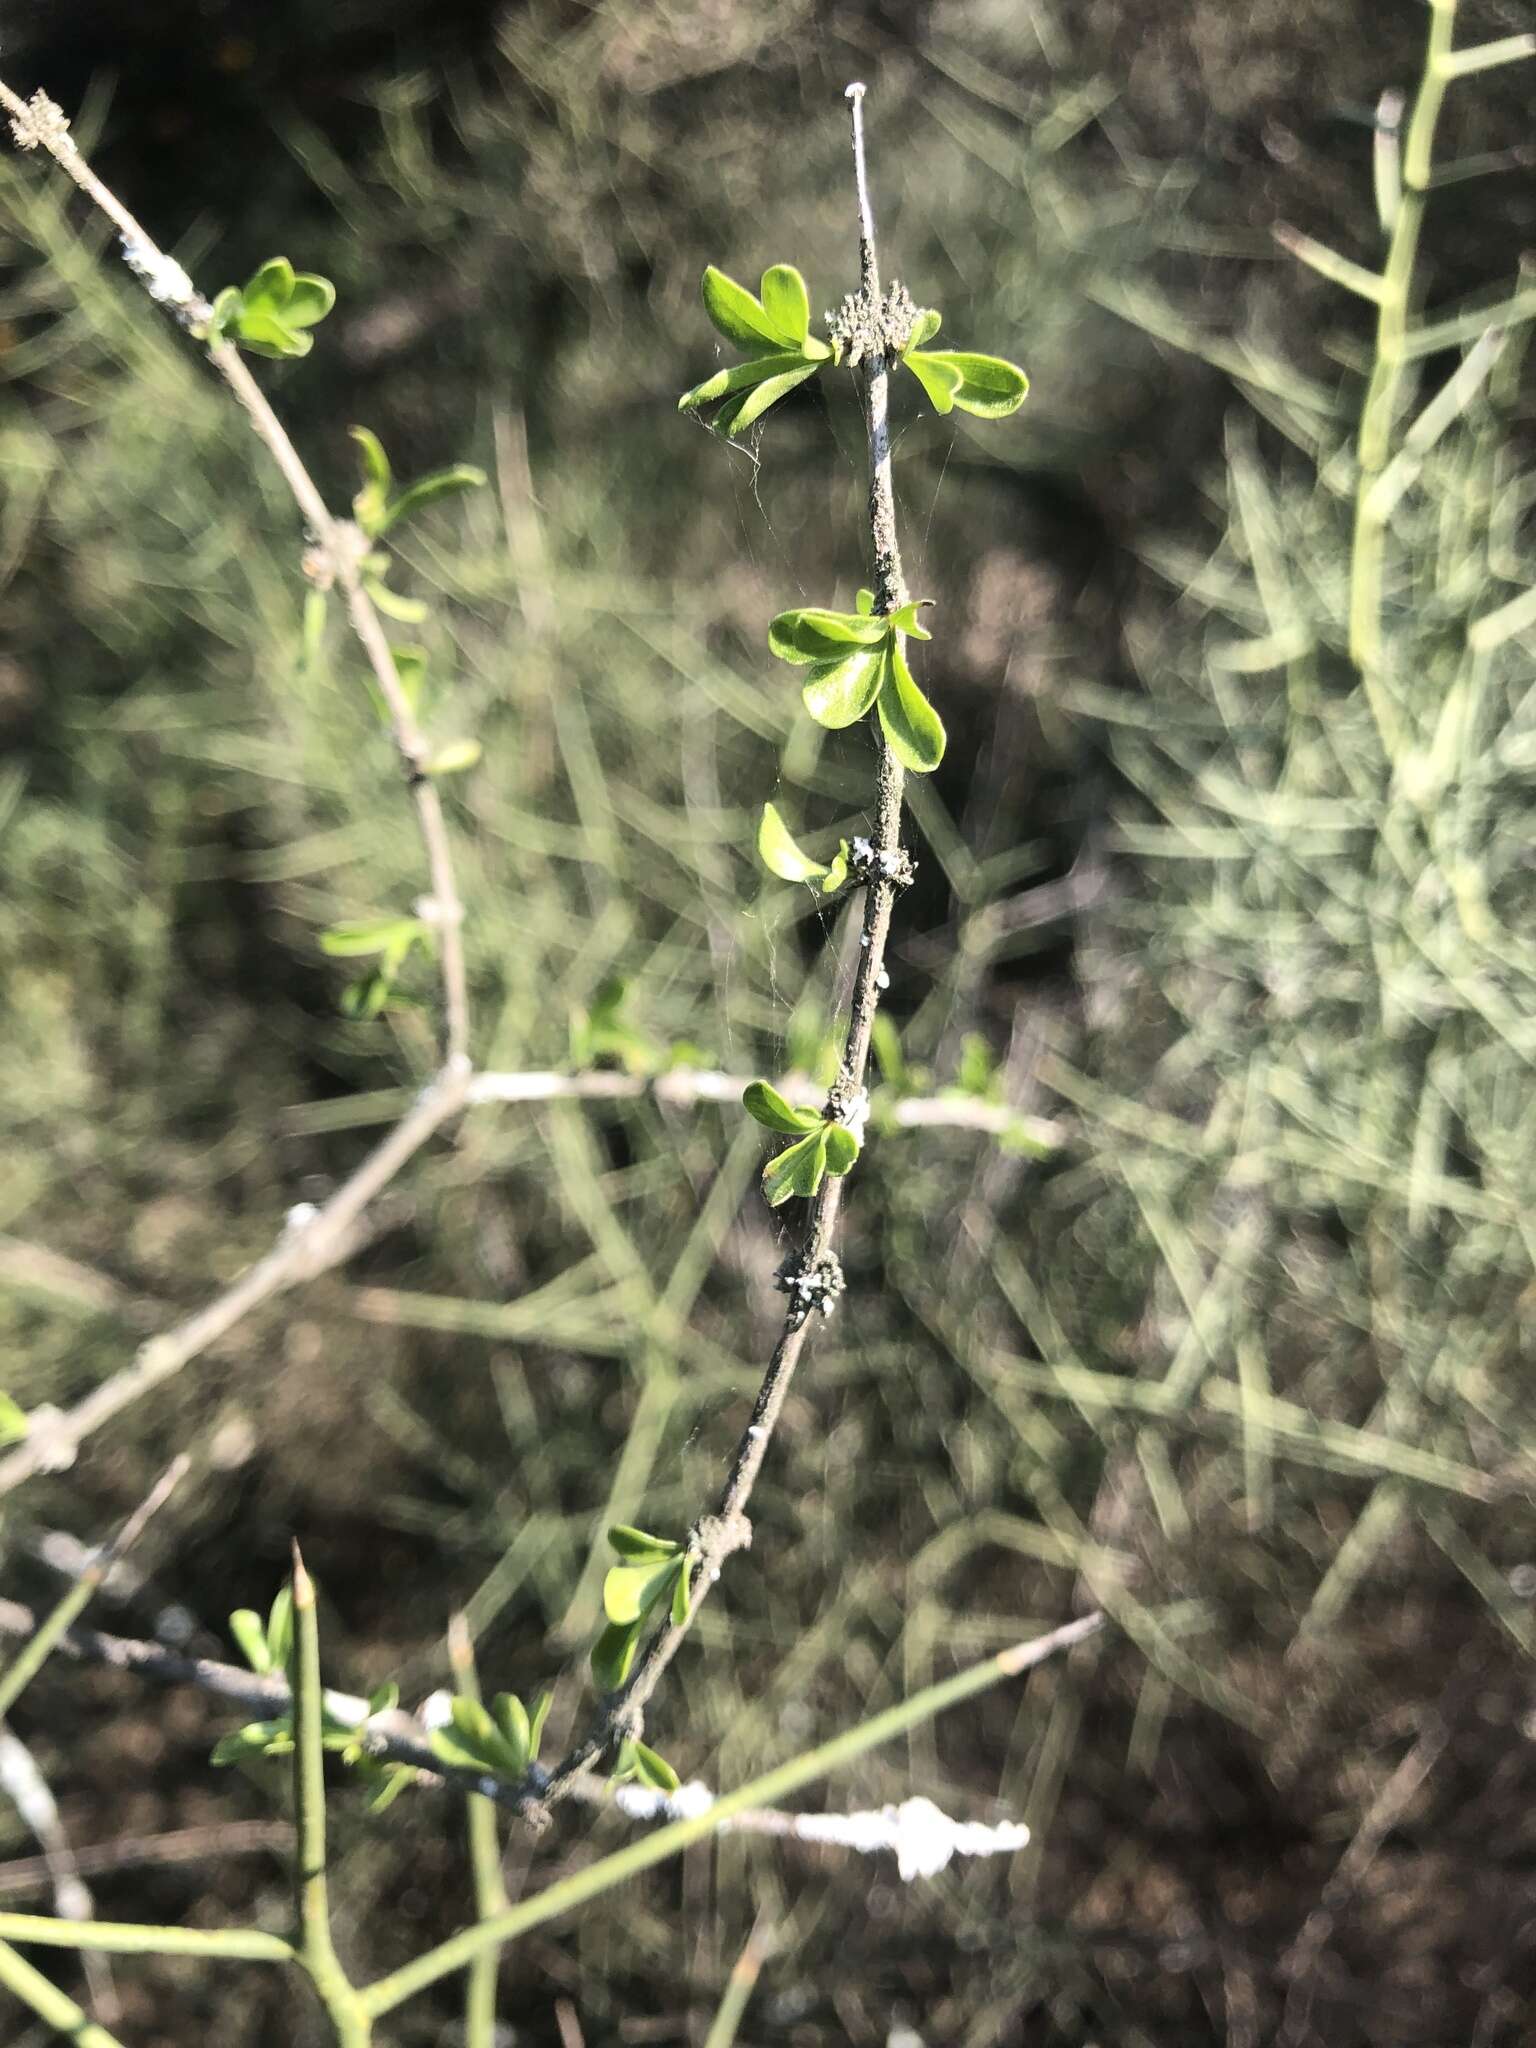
[901,350,964,414]
[714,362,821,436]
[377,465,487,534]
[242,257,296,313]
[877,640,947,772]
[228,1610,270,1673]
[320,916,424,959]
[425,739,482,777]
[916,350,1029,419]
[889,598,934,640]
[855,587,876,616]
[759,263,811,346]
[758,802,829,882]
[762,1127,829,1206]
[591,1619,641,1692]
[802,646,885,729]
[906,308,942,349]
[822,1123,861,1175]
[602,1556,682,1626]
[743,1080,822,1135]
[768,607,886,663]
[528,1690,553,1759]
[265,1587,294,1670]
[632,1741,680,1793]
[492,1693,532,1774]
[608,1524,682,1563]
[699,266,790,354]
[671,1555,696,1627]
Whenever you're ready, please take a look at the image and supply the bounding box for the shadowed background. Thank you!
[2,2,1536,2043]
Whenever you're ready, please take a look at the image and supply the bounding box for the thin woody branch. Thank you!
[0,75,470,1071]
[541,80,919,1803]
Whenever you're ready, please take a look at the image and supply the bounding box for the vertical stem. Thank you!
[290,1547,371,2047]
[448,1614,510,2048]
[1349,0,1459,760]
[540,81,917,1795]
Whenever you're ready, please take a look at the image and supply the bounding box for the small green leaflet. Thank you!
[767,598,946,772]
[348,426,486,538]
[743,1080,822,1135]
[206,257,336,360]
[679,263,832,437]
[755,1113,862,1206]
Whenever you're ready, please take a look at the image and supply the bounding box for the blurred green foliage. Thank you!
[2,2,1536,2043]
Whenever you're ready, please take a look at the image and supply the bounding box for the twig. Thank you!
[0,1454,188,1717]
[0,1821,291,1900]
[0,1596,1101,1852]
[0,1068,468,1496]
[0,77,477,1499]
[467,1066,1063,1147]
[0,74,468,1068]
[540,77,919,1804]
[356,1613,1104,2021]
[702,1910,774,2048]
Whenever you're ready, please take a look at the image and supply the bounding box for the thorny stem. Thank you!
[541,78,914,1803]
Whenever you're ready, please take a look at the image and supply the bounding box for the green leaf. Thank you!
[228,1610,270,1674]
[671,1555,696,1628]
[956,1031,999,1098]
[768,607,886,663]
[0,1393,26,1448]
[340,972,391,1021]
[425,739,483,777]
[366,1766,415,1813]
[591,1619,641,1692]
[802,646,886,730]
[762,1127,829,1206]
[350,426,392,535]
[429,1727,490,1773]
[901,351,965,414]
[699,266,790,353]
[378,465,487,535]
[759,263,811,346]
[855,587,875,616]
[233,309,311,360]
[608,1524,682,1563]
[678,351,808,413]
[364,577,430,624]
[889,598,934,640]
[877,640,947,773]
[281,274,337,329]
[631,1741,680,1793]
[492,1693,532,1774]
[211,1720,291,1768]
[320,915,424,959]
[906,308,942,349]
[758,802,829,882]
[821,844,850,894]
[603,1557,682,1626]
[367,1682,400,1715]
[528,1689,553,1760]
[242,257,296,314]
[743,1080,822,1135]
[916,350,1029,419]
[822,1123,861,1175]
[714,362,820,436]
[206,285,244,346]
[451,1696,497,1754]
[265,1587,294,1670]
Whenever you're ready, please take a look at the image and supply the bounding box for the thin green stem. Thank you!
[362,1612,1102,2019]
[702,1913,774,2048]
[0,1936,127,2047]
[0,1913,294,1962]
[448,1615,509,2048]
[290,1548,371,2048]
[1348,0,1458,758]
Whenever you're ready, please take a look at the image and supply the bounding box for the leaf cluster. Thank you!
[743,1080,862,1206]
[769,588,945,773]
[591,1524,695,1693]
[677,264,833,436]
[205,257,335,360]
